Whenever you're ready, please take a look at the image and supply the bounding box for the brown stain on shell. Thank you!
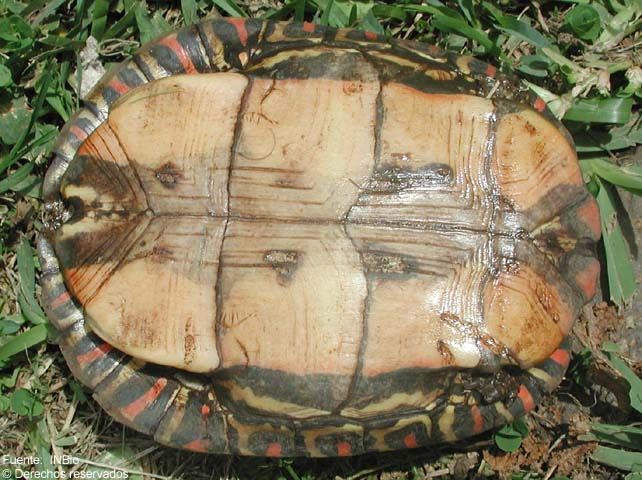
[155,162,184,188]
[362,252,411,274]
[263,249,300,284]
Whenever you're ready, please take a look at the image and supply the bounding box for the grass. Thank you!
[0,0,641,478]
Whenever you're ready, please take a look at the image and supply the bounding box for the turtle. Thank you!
[38,18,602,457]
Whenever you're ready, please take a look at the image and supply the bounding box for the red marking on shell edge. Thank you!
[471,405,484,435]
[107,78,130,95]
[364,31,377,40]
[577,198,601,240]
[226,18,249,47]
[485,64,497,77]
[517,385,535,413]
[302,22,315,33]
[183,439,209,453]
[69,125,88,141]
[76,343,112,365]
[121,378,168,421]
[575,259,600,301]
[534,97,547,112]
[50,291,71,309]
[550,348,571,369]
[403,433,418,449]
[337,441,351,456]
[201,404,211,416]
[265,442,282,457]
[159,36,197,74]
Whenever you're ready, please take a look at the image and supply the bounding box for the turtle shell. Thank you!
[39,18,601,457]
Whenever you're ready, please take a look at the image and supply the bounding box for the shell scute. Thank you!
[300,420,364,457]
[365,415,432,452]
[154,387,230,454]
[133,25,211,81]
[198,18,265,70]
[92,360,181,435]
[57,324,126,390]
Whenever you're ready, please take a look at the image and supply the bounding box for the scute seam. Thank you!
[109,124,154,215]
[332,52,384,415]
[214,74,254,368]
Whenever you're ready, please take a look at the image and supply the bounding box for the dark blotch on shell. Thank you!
[362,251,412,274]
[155,162,183,188]
[264,250,299,284]
[363,164,453,194]
[456,368,520,405]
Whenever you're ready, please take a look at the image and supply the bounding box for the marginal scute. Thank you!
[340,386,442,420]
[227,414,299,456]
[84,61,148,118]
[154,387,229,453]
[93,360,181,435]
[57,323,126,389]
[49,108,101,165]
[303,422,363,457]
[198,18,265,70]
[367,414,432,452]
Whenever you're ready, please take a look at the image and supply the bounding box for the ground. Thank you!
[0,1,640,479]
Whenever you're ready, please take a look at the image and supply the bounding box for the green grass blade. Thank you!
[18,294,47,325]
[371,4,406,21]
[318,0,335,26]
[211,0,248,18]
[0,163,34,194]
[455,0,478,27]
[432,14,498,53]
[604,352,642,414]
[89,0,110,40]
[592,446,642,472]
[1,61,55,176]
[564,98,634,124]
[17,239,48,325]
[482,2,552,48]
[582,424,642,450]
[517,54,552,78]
[0,324,48,361]
[29,0,66,26]
[574,117,642,152]
[595,178,636,306]
[181,0,198,25]
[135,5,172,44]
[294,0,306,22]
[102,8,138,40]
[361,9,384,34]
[582,158,642,190]
[401,4,498,54]
[17,239,36,300]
